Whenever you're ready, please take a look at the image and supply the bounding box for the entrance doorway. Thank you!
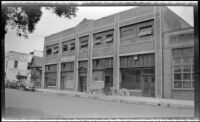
[104,69,113,95]
[79,76,87,92]
[142,74,155,97]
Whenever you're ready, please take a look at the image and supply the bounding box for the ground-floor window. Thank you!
[172,47,194,89]
[45,64,57,88]
[61,71,74,89]
[120,69,141,90]
[45,72,57,88]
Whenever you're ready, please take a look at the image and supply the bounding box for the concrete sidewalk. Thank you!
[35,88,194,109]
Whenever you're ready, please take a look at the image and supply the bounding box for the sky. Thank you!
[5,5,194,54]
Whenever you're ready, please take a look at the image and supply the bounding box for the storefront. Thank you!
[45,64,57,89]
[60,62,74,91]
[120,53,155,97]
[92,58,113,94]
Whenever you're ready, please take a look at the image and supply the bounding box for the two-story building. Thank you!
[42,6,194,100]
[5,51,33,83]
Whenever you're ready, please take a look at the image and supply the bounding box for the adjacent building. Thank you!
[5,51,32,82]
[42,6,194,100]
[28,56,43,88]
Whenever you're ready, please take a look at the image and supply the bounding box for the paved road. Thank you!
[4,88,194,119]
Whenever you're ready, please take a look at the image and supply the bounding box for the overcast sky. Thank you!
[5,6,194,54]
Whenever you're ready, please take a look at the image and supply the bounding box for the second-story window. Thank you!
[62,39,75,54]
[62,44,68,52]
[94,36,102,46]
[105,33,113,43]
[53,47,59,54]
[80,36,89,51]
[70,42,75,51]
[47,48,52,55]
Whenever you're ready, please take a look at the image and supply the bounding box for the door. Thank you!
[61,76,65,90]
[79,76,87,92]
[142,75,155,97]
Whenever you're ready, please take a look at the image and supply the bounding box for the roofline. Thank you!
[163,27,194,34]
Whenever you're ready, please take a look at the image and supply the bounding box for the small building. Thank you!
[5,51,32,83]
[42,6,193,100]
[28,56,43,88]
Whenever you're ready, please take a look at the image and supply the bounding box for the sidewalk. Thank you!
[35,88,194,109]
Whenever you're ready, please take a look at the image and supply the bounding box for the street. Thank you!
[4,88,194,119]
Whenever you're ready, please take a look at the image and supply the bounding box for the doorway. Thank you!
[142,74,155,97]
[79,76,87,92]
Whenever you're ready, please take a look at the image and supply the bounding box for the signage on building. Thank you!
[92,81,104,89]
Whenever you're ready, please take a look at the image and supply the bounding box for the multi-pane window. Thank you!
[62,44,68,52]
[93,58,113,69]
[79,36,89,51]
[14,61,18,68]
[172,47,194,89]
[70,42,75,51]
[93,29,114,48]
[46,44,59,56]
[120,19,154,44]
[62,39,75,53]
[53,46,59,54]
[46,48,52,55]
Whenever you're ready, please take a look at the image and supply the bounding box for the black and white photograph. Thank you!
[1,1,199,121]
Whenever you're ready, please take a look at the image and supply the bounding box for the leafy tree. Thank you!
[1,3,78,117]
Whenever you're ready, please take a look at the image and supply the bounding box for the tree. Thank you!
[1,3,78,117]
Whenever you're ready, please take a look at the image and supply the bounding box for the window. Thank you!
[120,19,154,44]
[53,47,59,54]
[70,43,75,51]
[172,48,194,89]
[94,36,102,45]
[62,44,68,52]
[80,36,89,50]
[47,48,52,55]
[139,26,153,37]
[14,61,18,68]
[105,34,113,43]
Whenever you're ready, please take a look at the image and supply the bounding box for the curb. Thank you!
[36,89,193,109]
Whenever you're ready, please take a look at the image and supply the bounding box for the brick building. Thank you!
[5,51,32,82]
[42,6,194,100]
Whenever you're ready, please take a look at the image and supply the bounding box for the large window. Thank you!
[79,36,89,51]
[120,69,141,90]
[93,29,114,48]
[46,44,59,56]
[172,47,194,89]
[62,39,76,53]
[120,19,154,44]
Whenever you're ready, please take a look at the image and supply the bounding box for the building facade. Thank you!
[42,6,193,100]
[5,51,32,82]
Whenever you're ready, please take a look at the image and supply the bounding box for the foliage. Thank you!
[1,6,78,38]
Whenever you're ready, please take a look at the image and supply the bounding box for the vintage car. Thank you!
[16,79,35,91]
[6,80,18,89]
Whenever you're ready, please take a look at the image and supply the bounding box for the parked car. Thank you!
[16,79,36,91]
[6,80,18,89]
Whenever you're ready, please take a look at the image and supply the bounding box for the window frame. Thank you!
[172,47,194,90]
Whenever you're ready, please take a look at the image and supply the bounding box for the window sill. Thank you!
[172,88,194,91]
[120,39,153,47]
[93,45,114,51]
